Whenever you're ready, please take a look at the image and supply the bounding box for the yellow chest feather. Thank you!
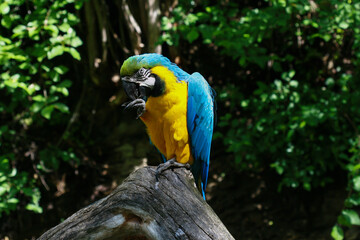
[140,66,193,164]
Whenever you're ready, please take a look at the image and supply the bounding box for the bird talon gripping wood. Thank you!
[155,158,191,182]
[120,54,216,199]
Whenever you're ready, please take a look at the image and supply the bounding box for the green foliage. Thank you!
[162,0,360,238]
[0,0,84,216]
[0,155,42,216]
[331,224,344,240]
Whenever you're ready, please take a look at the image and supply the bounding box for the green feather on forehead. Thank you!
[120,54,189,80]
[120,55,152,76]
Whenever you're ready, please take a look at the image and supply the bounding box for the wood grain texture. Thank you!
[38,166,235,240]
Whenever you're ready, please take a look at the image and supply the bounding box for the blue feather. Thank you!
[187,72,215,199]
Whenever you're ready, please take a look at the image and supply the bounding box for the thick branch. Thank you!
[38,166,234,240]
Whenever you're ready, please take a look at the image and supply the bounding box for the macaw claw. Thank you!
[123,98,146,118]
[155,158,191,184]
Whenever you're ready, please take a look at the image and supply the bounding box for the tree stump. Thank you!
[38,166,235,240]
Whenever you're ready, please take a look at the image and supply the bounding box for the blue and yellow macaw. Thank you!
[120,53,215,199]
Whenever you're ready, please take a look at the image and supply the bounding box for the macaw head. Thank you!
[120,54,167,102]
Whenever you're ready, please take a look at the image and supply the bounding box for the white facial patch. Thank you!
[139,76,156,90]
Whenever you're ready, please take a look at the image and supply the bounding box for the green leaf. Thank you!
[27,83,40,95]
[331,225,344,240]
[67,47,81,60]
[271,162,284,175]
[53,103,69,113]
[289,80,298,88]
[0,2,10,15]
[12,25,26,38]
[30,102,44,113]
[44,25,59,36]
[338,209,360,226]
[185,14,198,25]
[9,168,17,177]
[7,198,19,204]
[186,28,199,43]
[58,80,72,88]
[75,0,84,10]
[26,203,43,213]
[32,95,46,102]
[1,15,12,28]
[22,188,34,197]
[67,13,78,23]
[59,22,71,33]
[345,194,360,207]
[0,186,7,196]
[353,176,360,192]
[54,65,69,75]
[47,95,59,104]
[325,78,335,86]
[339,22,349,29]
[323,34,331,42]
[50,84,69,96]
[28,27,40,39]
[47,45,64,59]
[69,36,83,48]
[41,105,55,120]
[288,70,296,79]
[303,182,311,191]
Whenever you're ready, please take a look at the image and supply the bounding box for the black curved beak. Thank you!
[122,78,152,102]
[122,80,139,101]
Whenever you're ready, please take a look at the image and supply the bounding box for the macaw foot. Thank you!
[155,158,191,188]
[123,98,146,118]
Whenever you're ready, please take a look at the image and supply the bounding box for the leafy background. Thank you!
[1,0,360,239]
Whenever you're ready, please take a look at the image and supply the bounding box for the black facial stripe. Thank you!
[151,74,165,97]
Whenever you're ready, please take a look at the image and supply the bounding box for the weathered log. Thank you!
[38,166,235,240]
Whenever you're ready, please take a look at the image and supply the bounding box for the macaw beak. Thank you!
[122,80,139,101]
[121,78,152,102]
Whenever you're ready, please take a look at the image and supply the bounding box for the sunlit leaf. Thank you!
[54,65,69,75]
[32,95,46,102]
[69,36,83,47]
[338,210,360,226]
[7,198,19,204]
[353,176,360,192]
[0,3,10,15]
[0,186,7,196]
[339,22,349,29]
[47,45,64,59]
[345,194,360,207]
[331,225,344,240]
[26,204,43,214]
[59,22,71,32]
[67,47,81,60]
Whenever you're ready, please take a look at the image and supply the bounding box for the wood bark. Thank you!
[146,0,162,53]
[38,166,235,240]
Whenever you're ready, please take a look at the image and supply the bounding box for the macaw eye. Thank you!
[136,68,150,81]
[138,68,146,75]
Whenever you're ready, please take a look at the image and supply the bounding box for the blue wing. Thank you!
[187,72,215,199]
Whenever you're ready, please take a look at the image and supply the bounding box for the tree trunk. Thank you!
[38,166,235,240]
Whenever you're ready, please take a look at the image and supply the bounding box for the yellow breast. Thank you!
[140,66,193,164]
